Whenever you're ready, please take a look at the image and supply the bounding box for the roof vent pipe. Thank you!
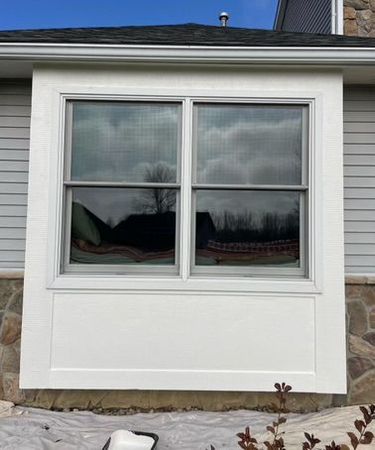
[219,11,229,27]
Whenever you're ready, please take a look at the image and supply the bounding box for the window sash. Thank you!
[61,98,309,278]
[62,100,183,274]
[190,102,309,277]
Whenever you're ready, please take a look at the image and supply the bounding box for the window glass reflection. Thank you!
[71,102,180,182]
[195,105,303,185]
[195,190,300,267]
[70,188,176,265]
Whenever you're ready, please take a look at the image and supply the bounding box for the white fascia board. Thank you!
[0,43,375,65]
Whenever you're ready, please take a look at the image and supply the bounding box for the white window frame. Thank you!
[46,88,322,295]
[62,97,309,279]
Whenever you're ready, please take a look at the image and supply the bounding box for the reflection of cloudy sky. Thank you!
[71,102,180,182]
[197,190,300,227]
[195,105,302,185]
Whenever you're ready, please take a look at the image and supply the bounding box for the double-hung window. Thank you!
[63,99,308,278]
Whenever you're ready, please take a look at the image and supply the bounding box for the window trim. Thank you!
[47,88,321,294]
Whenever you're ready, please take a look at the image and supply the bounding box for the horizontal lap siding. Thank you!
[0,80,31,269]
[344,86,375,274]
[281,0,331,34]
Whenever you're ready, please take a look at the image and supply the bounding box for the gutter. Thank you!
[1,42,375,65]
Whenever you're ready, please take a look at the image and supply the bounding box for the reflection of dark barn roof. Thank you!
[196,212,215,232]
[113,212,176,250]
[114,211,176,232]
[196,212,216,248]
[2,23,375,47]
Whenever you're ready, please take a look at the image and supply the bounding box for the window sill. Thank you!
[48,273,321,295]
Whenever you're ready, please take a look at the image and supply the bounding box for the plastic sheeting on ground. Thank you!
[0,403,370,449]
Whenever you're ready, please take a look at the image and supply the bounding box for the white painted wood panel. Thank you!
[49,292,315,390]
[20,66,345,394]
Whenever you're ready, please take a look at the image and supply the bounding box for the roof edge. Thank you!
[2,42,375,66]
[274,0,288,31]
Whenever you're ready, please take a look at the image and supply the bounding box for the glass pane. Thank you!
[69,187,177,265]
[195,104,303,185]
[71,102,181,182]
[195,190,300,267]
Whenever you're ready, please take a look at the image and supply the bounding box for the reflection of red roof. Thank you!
[204,239,299,258]
[72,239,174,262]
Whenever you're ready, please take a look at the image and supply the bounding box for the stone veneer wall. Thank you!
[344,0,375,36]
[0,277,374,412]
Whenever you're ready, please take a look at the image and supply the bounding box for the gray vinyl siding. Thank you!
[279,0,332,34]
[0,80,31,269]
[344,86,375,274]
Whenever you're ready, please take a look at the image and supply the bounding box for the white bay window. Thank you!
[21,68,345,393]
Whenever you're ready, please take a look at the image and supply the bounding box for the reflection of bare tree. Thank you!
[213,210,299,243]
[135,163,176,214]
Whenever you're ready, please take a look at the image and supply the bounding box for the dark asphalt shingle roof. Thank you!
[1,23,375,47]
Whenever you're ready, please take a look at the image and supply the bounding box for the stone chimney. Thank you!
[344,0,375,36]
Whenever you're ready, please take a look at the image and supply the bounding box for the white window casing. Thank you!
[20,65,346,393]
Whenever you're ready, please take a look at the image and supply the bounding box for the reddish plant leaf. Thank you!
[348,431,359,448]
[360,431,374,444]
[360,406,372,425]
[325,441,341,450]
[266,426,275,434]
[354,419,364,432]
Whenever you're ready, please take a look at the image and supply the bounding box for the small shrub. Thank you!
[208,383,374,450]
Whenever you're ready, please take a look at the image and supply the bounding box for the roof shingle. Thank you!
[1,23,375,47]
